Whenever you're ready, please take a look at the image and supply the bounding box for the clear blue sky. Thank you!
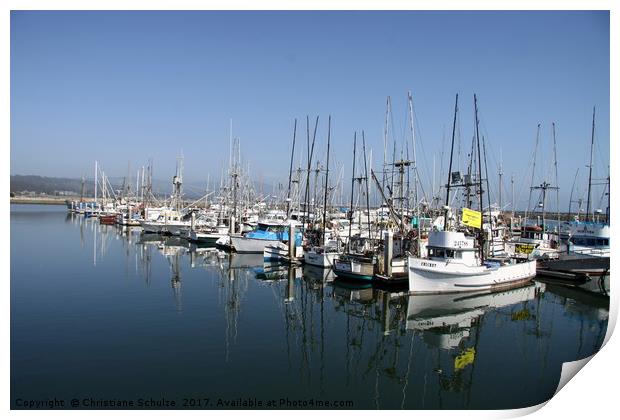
[10,10,610,210]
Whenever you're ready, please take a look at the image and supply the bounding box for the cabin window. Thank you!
[445,250,455,258]
[429,248,445,258]
[454,251,462,259]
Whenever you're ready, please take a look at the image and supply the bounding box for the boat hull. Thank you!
[408,257,537,294]
[140,221,166,234]
[230,235,283,254]
[333,258,375,282]
[263,244,304,262]
[188,231,226,244]
[304,250,339,268]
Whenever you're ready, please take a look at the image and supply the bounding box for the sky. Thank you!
[10,10,610,211]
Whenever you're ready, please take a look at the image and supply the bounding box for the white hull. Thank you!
[408,257,537,294]
[568,246,610,258]
[165,222,191,236]
[263,244,304,261]
[189,231,227,243]
[304,250,339,268]
[140,221,166,233]
[230,235,282,254]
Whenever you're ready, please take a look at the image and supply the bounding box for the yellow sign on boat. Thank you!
[515,243,536,255]
[454,347,476,370]
[461,208,482,229]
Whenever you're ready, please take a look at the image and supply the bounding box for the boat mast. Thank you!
[362,131,372,240]
[303,116,318,234]
[482,136,493,254]
[94,160,98,208]
[408,91,418,234]
[348,133,357,252]
[80,176,85,203]
[585,106,596,222]
[382,97,391,200]
[552,122,560,230]
[525,124,541,228]
[498,149,503,211]
[322,116,331,247]
[568,168,580,220]
[286,119,298,218]
[473,94,485,264]
[444,94,459,230]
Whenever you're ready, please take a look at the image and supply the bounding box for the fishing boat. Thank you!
[505,224,560,260]
[408,229,536,294]
[230,221,302,254]
[184,224,229,245]
[303,239,341,268]
[140,210,184,234]
[561,108,610,259]
[332,235,377,281]
[408,94,537,295]
[263,241,304,262]
[566,221,610,258]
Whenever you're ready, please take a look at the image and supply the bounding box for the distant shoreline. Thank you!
[10,196,70,205]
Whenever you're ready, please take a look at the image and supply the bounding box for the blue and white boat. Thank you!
[566,221,610,258]
[230,221,303,254]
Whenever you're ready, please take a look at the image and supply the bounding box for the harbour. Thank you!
[11,203,609,409]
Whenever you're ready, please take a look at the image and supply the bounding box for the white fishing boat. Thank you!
[505,225,560,260]
[407,230,536,294]
[185,225,229,244]
[140,210,185,234]
[408,95,537,295]
[566,221,610,257]
[303,239,341,268]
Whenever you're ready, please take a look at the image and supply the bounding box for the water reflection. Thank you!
[12,205,610,409]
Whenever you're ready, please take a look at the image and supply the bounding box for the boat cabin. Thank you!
[426,231,480,265]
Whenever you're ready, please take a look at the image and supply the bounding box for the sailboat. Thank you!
[407,95,536,294]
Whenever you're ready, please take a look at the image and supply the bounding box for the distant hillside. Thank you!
[10,175,92,196]
[9,174,231,200]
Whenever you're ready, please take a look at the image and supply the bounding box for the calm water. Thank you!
[11,204,609,410]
